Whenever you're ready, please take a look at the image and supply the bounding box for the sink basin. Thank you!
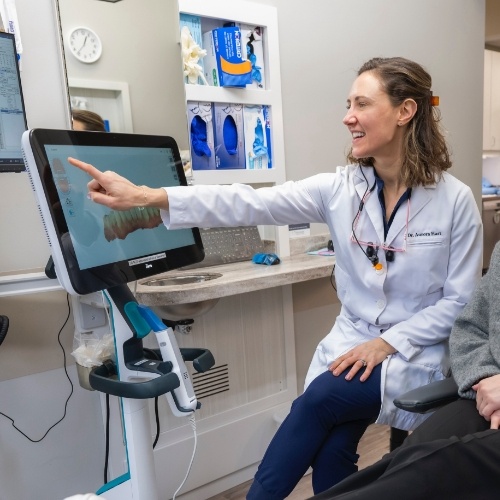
[141,272,223,287]
[151,300,219,321]
[140,272,223,320]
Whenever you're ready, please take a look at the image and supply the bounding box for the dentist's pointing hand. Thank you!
[67,157,170,211]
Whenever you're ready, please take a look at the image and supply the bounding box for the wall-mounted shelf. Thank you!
[179,0,286,192]
[192,167,281,185]
[184,85,273,106]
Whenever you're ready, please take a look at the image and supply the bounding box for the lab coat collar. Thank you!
[385,185,434,246]
[353,165,435,246]
[354,166,385,243]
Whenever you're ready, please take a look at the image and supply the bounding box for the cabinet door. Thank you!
[484,50,493,150]
[488,50,500,151]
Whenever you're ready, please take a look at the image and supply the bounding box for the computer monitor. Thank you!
[22,129,204,295]
[0,32,27,173]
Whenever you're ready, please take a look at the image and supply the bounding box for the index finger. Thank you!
[490,414,500,430]
[68,157,103,180]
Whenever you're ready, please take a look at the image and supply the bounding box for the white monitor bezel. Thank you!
[22,128,204,295]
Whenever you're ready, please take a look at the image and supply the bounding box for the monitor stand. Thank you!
[73,284,214,500]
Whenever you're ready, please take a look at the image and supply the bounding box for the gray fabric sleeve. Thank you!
[450,242,500,398]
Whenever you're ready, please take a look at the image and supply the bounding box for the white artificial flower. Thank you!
[180,26,208,85]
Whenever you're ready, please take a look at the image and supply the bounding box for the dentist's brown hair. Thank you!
[347,57,451,187]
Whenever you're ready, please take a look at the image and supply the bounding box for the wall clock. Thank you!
[68,26,103,64]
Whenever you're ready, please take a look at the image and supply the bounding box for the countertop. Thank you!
[482,194,500,201]
[135,252,335,308]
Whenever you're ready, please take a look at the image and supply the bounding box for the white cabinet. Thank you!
[483,49,500,151]
[179,0,290,257]
[178,0,286,187]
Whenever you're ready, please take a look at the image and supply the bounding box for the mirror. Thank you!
[57,0,189,152]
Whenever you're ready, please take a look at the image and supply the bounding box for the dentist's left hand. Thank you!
[68,157,170,211]
[329,337,396,382]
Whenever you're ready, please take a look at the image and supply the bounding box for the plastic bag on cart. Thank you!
[71,332,115,390]
[71,331,114,368]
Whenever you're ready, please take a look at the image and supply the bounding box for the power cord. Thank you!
[0,315,9,346]
[140,347,163,450]
[100,291,113,485]
[99,304,164,483]
[144,346,198,498]
[153,396,161,448]
[0,293,74,442]
[330,264,337,292]
[104,393,110,484]
[172,413,198,500]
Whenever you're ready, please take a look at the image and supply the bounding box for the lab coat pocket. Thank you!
[407,235,445,247]
[406,235,448,286]
[333,264,350,302]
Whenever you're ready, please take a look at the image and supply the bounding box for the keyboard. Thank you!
[184,226,264,268]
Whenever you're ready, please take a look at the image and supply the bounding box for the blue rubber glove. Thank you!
[190,115,212,157]
[252,253,280,265]
[253,117,268,157]
[483,176,493,187]
[249,52,262,84]
[223,115,238,155]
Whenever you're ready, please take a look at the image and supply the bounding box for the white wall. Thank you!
[0,1,486,499]
[255,0,484,220]
[59,0,190,143]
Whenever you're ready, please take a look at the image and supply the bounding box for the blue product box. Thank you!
[263,105,272,169]
[213,103,246,169]
[202,27,253,88]
[243,105,272,169]
[187,101,216,171]
[179,14,205,85]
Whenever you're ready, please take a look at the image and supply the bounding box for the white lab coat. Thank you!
[162,165,483,430]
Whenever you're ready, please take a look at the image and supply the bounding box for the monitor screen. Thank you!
[0,32,27,173]
[22,129,204,295]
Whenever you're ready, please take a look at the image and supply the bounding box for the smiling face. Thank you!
[343,70,405,166]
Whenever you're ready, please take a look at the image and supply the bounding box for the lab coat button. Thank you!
[376,299,385,309]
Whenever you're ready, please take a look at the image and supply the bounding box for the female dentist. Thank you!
[69,57,483,499]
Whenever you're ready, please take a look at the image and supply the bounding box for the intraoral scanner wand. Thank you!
[137,305,199,416]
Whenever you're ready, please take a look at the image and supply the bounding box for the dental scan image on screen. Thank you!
[45,144,195,271]
[22,129,204,295]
